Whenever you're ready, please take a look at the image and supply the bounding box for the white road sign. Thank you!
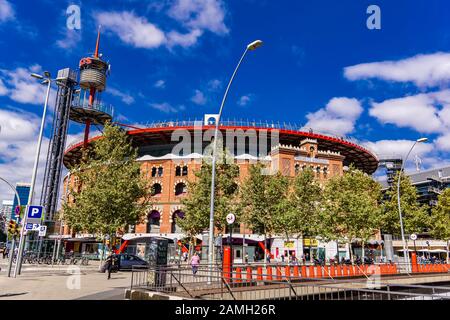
[38,226,47,237]
[410,233,417,241]
[226,213,236,225]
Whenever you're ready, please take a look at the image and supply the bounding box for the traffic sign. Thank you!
[410,233,417,241]
[38,226,47,237]
[226,213,236,225]
[27,206,43,219]
[25,223,34,230]
[27,205,43,224]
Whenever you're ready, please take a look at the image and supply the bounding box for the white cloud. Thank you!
[435,133,450,151]
[369,93,442,133]
[96,6,228,50]
[363,139,434,159]
[344,52,450,88]
[0,64,56,107]
[304,97,363,136]
[150,102,179,113]
[0,108,48,204]
[0,78,7,95]
[0,0,14,23]
[168,0,228,35]
[95,11,166,49]
[191,89,207,105]
[154,79,166,89]
[56,29,82,50]
[167,29,203,48]
[237,94,253,106]
[208,79,221,91]
[108,87,135,105]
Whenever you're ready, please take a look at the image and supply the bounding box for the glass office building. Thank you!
[11,182,31,221]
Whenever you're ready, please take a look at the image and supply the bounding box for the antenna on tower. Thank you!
[94,25,102,58]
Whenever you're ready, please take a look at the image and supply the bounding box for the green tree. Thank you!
[430,188,450,262]
[240,164,289,261]
[179,154,240,257]
[322,167,383,260]
[381,172,431,236]
[63,123,151,241]
[283,167,323,260]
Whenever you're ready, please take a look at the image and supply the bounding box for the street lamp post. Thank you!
[397,137,427,272]
[0,177,21,277]
[13,72,52,277]
[207,40,263,275]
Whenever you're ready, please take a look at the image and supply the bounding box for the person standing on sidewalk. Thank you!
[190,252,200,276]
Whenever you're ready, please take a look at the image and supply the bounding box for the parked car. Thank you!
[100,254,148,272]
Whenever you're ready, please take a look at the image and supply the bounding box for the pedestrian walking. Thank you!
[105,253,116,280]
[190,252,200,275]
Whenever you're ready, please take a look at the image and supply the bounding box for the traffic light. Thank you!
[8,220,20,237]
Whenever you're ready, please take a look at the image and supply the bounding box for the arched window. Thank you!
[175,182,187,196]
[295,163,300,174]
[323,167,328,177]
[316,166,321,175]
[151,183,162,196]
[157,166,163,177]
[171,210,185,233]
[151,167,157,177]
[147,210,160,233]
[175,165,188,177]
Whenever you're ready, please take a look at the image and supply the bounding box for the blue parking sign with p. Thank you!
[27,205,43,219]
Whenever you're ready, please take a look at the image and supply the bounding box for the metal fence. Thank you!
[129,264,450,301]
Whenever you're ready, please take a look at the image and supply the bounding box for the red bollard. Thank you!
[285,266,291,280]
[323,265,329,278]
[276,267,282,281]
[246,267,252,282]
[343,265,349,276]
[411,252,418,273]
[337,265,343,277]
[293,265,300,279]
[330,264,336,277]
[316,265,323,278]
[222,246,231,283]
[301,265,307,278]
[257,267,263,281]
[266,266,273,281]
[236,268,242,283]
[309,265,315,278]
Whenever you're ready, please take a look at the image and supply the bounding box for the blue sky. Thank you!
[0,0,450,200]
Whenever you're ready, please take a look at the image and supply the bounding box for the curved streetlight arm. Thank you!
[396,141,417,270]
[208,47,250,271]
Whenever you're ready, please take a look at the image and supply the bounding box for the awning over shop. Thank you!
[65,237,99,243]
[122,233,201,242]
[47,235,72,240]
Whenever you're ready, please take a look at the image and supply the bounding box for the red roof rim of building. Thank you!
[64,124,379,173]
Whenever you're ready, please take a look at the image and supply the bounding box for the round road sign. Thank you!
[410,233,417,241]
[226,213,236,225]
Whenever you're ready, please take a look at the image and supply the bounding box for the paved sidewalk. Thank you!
[0,261,132,300]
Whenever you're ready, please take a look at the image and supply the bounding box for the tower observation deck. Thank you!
[69,28,113,149]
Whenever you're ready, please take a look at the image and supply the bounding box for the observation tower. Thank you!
[69,28,113,150]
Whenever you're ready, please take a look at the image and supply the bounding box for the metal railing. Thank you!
[65,118,374,157]
[129,265,450,300]
[71,97,114,117]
